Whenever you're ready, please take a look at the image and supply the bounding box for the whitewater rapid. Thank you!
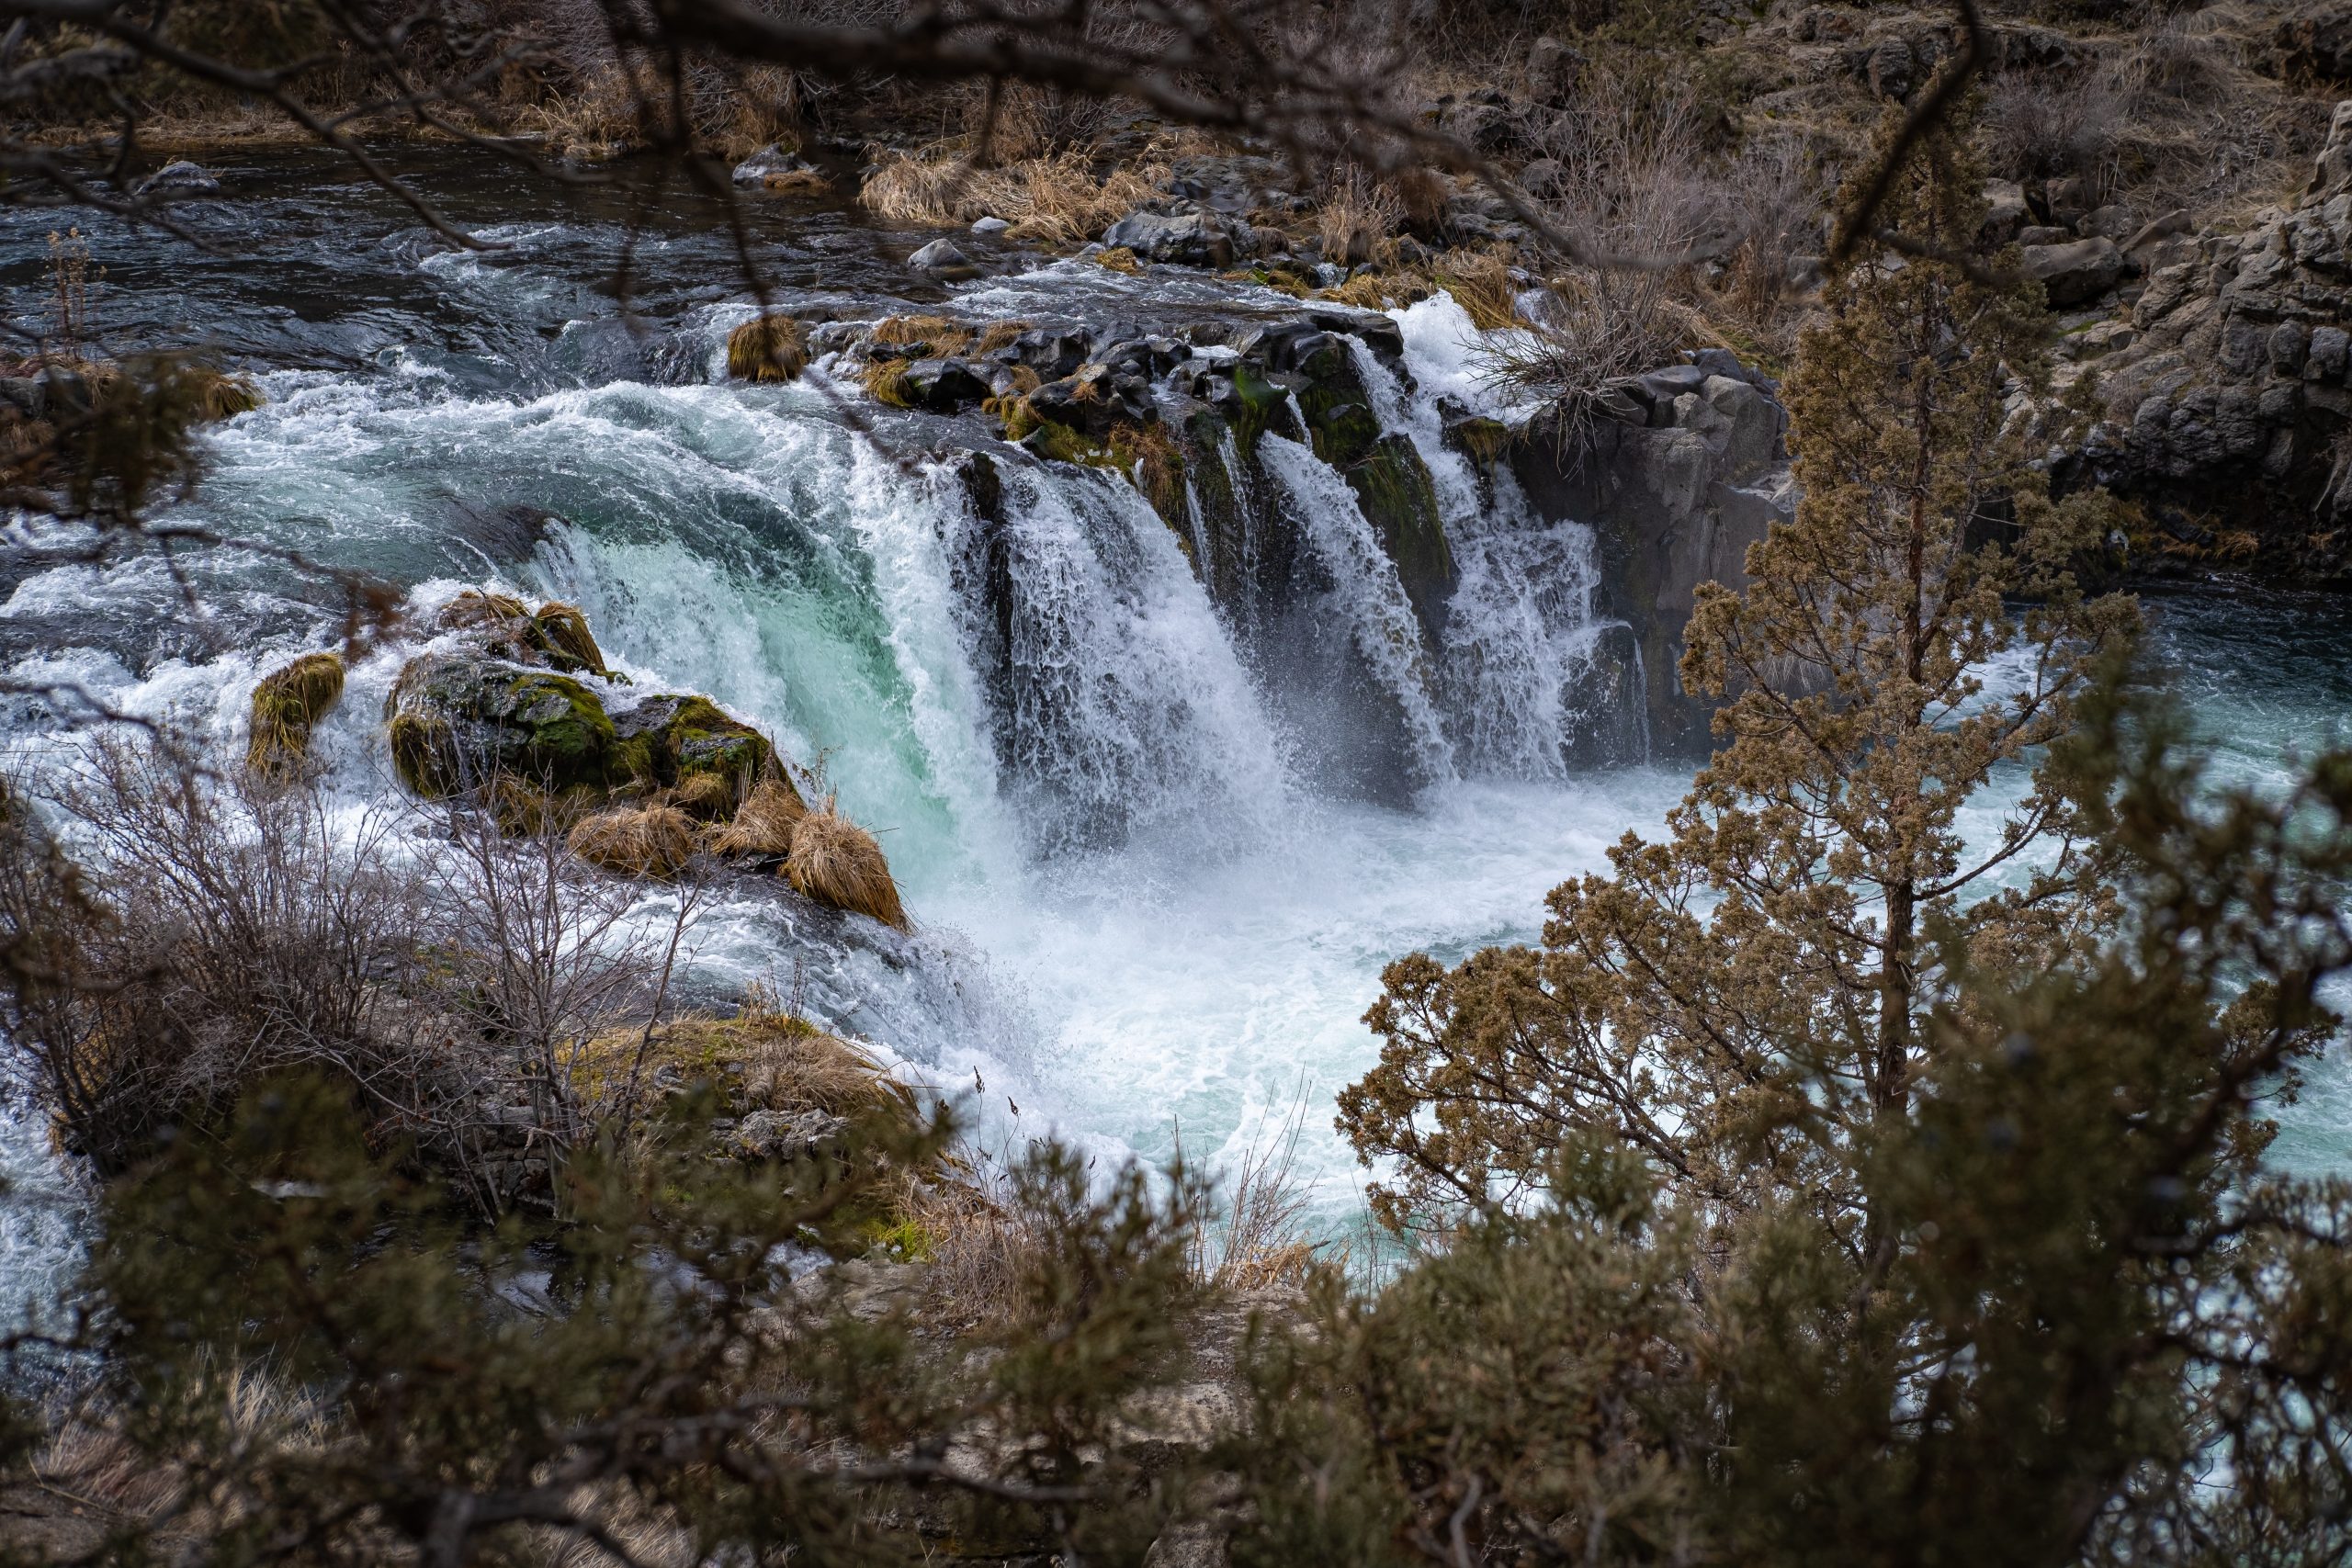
[2,206,2345,1331]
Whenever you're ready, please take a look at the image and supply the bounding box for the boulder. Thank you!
[907,237,975,273]
[2078,204,2137,240]
[1526,35,1583,105]
[137,160,219,196]
[1982,180,2030,245]
[1864,35,1917,100]
[1101,207,1239,268]
[387,654,626,798]
[2023,237,2125,306]
[730,144,809,186]
[898,356,993,412]
[969,215,1010,234]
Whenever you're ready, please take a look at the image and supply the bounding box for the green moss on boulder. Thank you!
[613,694,778,795]
[385,655,622,797]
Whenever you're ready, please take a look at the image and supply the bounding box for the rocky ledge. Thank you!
[2062,98,2352,578]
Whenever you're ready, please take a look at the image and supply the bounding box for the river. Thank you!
[0,147,2344,1307]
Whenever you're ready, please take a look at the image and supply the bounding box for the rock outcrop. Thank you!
[1506,351,1794,757]
[2068,100,2352,577]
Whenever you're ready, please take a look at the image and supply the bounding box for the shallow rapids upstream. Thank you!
[0,151,2346,1314]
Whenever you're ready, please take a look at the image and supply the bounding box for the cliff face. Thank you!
[2071,100,2352,579]
[1507,355,1794,758]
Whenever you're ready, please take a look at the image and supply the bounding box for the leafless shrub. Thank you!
[1983,68,2125,189]
[423,778,709,1192]
[1183,1088,1325,1292]
[1719,134,1825,322]
[0,739,435,1175]
[1482,83,1712,434]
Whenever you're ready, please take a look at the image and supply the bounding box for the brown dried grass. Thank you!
[667,770,741,822]
[709,775,807,858]
[973,318,1032,355]
[870,313,973,355]
[246,651,344,778]
[786,801,907,930]
[533,601,606,674]
[726,314,808,383]
[436,589,531,635]
[567,803,699,879]
[860,144,1164,244]
[1094,245,1142,275]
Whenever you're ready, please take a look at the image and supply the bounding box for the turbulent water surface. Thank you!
[0,149,2345,1306]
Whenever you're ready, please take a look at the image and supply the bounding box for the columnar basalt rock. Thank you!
[2071,99,2352,577]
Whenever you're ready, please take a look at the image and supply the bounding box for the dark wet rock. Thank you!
[1101,207,1241,268]
[899,356,993,412]
[1508,351,1792,757]
[1862,35,1918,100]
[137,159,220,196]
[2060,99,2352,578]
[2023,237,2126,307]
[0,378,44,420]
[387,654,624,797]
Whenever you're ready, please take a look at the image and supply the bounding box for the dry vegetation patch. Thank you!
[861,143,1166,243]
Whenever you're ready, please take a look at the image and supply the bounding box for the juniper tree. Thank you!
[1337,114,2139,1255]
[1242,685,2352,1565]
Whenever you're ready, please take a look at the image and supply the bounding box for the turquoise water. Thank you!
[0,159,2343,1305]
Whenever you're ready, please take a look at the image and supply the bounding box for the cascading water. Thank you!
[939,458,1293,854]
[0,167,2341,1324]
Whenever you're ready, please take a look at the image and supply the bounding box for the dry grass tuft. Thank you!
[188,365,264,421]
[667,770,741,822]
[857,358,916,409]
[246,651,345,778]
[709,774,807,858]
[533,601,606,674]
[893,1173,1045,1328]
[973,318,1032,355]
[738,1025,914,1122]
[759,167,833,197]
[436,589,532,635]
[568,803,700,879]
[1317,166,1404,268]
[787,800,908,930]
[860,144,1163,244]
[870,313,973,355]
[1094,245,1142,275]
[1186,1091,1326,1292]
[726,314,808,383]
[489,776,590,839]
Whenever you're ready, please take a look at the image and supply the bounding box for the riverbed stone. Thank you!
[1101,207,1239,268]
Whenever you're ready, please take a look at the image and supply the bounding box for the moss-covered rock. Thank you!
[385,654,623,797]
[246,651,345,779]
[610,693,780,797]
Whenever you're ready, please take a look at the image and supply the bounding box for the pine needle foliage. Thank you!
[17,1075,1216,1566]
[1247,682,2352,1565]
[1340,113,2139,1248]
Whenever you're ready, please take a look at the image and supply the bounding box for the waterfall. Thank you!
[941,459,1293,855]
[1258,434,1459,790]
